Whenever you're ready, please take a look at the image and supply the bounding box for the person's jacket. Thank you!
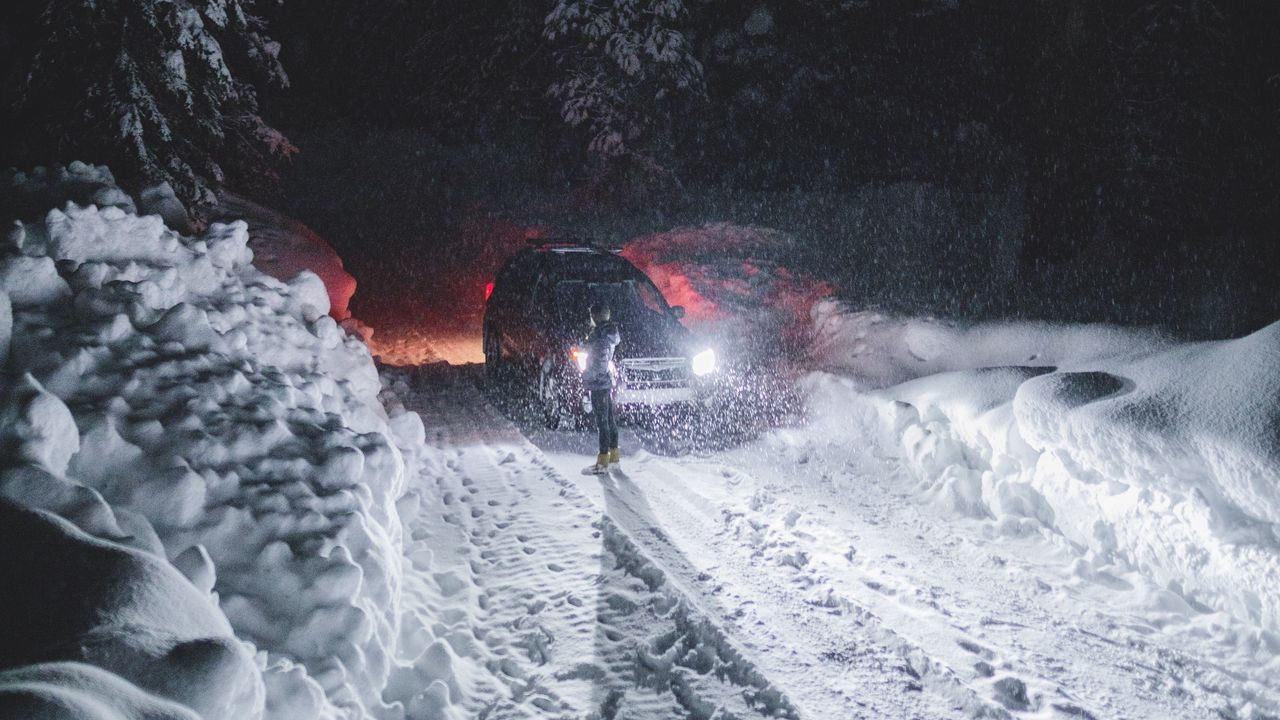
[582,321,620,391]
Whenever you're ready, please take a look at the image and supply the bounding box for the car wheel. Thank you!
[540,365,582,430]
[539,366,563,429]
[484,325,503,378]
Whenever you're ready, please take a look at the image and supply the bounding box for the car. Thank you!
[483,238,719,428]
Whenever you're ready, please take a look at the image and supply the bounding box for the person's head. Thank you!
[589,303,611,325]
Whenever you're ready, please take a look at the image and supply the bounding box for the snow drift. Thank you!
[0,500,263,719]
[806,303,1280,651]
[809,299,1172,389]
[0,165,429,719]
[212,193,357,321]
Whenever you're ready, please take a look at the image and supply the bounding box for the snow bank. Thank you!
[1,167,427,719]
[0,500,263,719]
[5,165,355,320]
[806,310,1280,646]
[213,193,357,321]
[810,299,1171,389]
[623,223,831,359]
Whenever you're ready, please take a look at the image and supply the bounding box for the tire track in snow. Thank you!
[575,436,1255,720]
[570,456,1001,720]
[392,365,799,719]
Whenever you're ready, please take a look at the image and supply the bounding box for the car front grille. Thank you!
[619,357,690,389]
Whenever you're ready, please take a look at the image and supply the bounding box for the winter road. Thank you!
[392,364,1265,719]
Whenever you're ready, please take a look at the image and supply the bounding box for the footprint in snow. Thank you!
[778,550,809,569]
[991,676,1031,712]
[783,509,802,528]
[957,639,994,659]
[433,571,469,597]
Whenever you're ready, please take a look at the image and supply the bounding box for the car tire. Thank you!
[484,325,503,378]
[540,365,582,430]
[539,366,563,429]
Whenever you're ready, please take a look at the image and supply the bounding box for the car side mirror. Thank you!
[671,306,686,320]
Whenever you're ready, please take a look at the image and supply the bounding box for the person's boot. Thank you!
[585,453,610,475]
[607,447,621,465]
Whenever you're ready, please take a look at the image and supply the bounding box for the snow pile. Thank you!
[623,223,831,358]
[212,193,357,321]
[0,500,263,719]
[806,309,1280,661]
[3,163,197,235]
[0,167,430,718]
[810,299,1171,389]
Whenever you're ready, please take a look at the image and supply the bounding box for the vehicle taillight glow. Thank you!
[571,347,588,372]
[484,281,494,301]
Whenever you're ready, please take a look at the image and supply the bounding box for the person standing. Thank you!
[582,303,620,474]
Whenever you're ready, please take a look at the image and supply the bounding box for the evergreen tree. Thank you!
[544,0,705,178]
[5,0,294,215]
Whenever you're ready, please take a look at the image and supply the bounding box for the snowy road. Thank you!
[392,364,1275,720]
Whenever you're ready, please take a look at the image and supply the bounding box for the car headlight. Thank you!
[691,348,716,376]
[571,347,588,372]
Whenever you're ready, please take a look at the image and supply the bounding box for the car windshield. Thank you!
[553,280,670,323]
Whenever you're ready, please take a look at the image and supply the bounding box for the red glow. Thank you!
[485,281,494,301]
[359,214,541,366]
[621,224,833,350]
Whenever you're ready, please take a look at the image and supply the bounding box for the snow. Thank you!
[831,318,1280,638]
[0,167,421,719]
[795,304,1280,714]
[743,6,774,36]
[0,500,262,720]
[809,299,1172,389]
[374,315,1277,719]
[4,162,1278,719]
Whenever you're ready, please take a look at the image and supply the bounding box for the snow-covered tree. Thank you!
[544,0,705,175]
[6,0,294,214]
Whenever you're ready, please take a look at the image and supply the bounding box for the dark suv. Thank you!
[484,239,718,427]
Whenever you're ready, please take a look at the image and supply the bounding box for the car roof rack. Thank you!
[527,237,623,254]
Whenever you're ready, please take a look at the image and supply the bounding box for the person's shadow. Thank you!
[470,367,797,716]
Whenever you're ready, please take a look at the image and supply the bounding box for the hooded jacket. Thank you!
[582,321,620,391]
